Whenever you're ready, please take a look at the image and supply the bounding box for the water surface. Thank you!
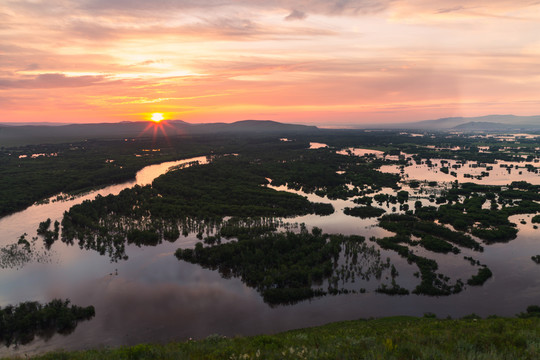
[1,152,540,356]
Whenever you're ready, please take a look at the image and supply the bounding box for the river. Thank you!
[1,152,540,356]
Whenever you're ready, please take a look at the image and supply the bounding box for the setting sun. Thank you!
[151,113,164,122]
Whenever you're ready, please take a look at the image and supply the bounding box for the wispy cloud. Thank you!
[0,73,116,89]
[77,0,391,17]
[392,0,540,21]
[285,9,308,21]
[436,6,465,14]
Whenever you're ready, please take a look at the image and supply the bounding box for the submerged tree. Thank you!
[0,299,95,347]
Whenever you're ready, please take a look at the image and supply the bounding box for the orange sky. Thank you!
[1,0,540,126]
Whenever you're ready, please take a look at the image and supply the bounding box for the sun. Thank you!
[151,113,164,122]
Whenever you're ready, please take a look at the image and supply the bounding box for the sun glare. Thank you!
[151,113,164,122]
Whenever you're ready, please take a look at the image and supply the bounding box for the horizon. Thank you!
[1,1,540,125]
[0,114,537,129]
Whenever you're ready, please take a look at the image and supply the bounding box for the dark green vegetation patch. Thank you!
[467,266,493,286]
[344,205,386,218]
[0,138,215,218]
[59,155,336,261]
[0,299,95,348]
[379,214,482,252]
[176,226,390,305]
[374,233,465,296]
[57,146,402,262]
[416,182,540,243]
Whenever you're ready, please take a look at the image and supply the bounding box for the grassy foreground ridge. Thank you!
[5,316,540,359]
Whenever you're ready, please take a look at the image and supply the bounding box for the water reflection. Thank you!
[0,234,53,270]
[0,156,209,248]
[336,148,385,157]
[380,158,540,185]
[309,142,328,149]
[0,299,95,348]
[2,151,540,356]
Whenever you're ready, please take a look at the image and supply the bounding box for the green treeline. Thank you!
[0,299,95,348]
[0,136,228,218]
[373,214,506,294]
[37,218,60,249]
[175,226,370,305]
[217,218,278,241]
[374,233,464,296]
[63,155,334,224]
[420,236,457,254]
[344,206,386,218]
[0,131,401,219]
[2,129,537,219]
[150,156,335,218]
[376,265,409,295]
[467,266,493,286]
[243,146,399,199]
[375,283,410,296]
[415,182,540,243]
[306,129,539,164]
[0,134,313,218]
[378,214,482,252]
[58,155,337,261]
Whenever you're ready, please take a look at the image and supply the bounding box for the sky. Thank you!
[1,0,540,126]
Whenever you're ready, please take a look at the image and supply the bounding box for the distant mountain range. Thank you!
[2,115,539,147]
[365,115,540,131]
[0,122,71,126]
[0,120,319,146]
[451,121,540,131]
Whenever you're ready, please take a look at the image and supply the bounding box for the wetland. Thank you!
[1,130,540,356]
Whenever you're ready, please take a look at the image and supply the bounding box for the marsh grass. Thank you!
[8,316,539,360]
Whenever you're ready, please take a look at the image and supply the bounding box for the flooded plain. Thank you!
[381,159,540,185]
[1,150,540,356]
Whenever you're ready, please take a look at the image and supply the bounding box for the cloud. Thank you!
[181,17,336,40]
[54,14,336,44]
[68,20,117,40]
[198,17,258,37]
[77,0,391,16]
[1,1,370,46]
[0,73,113,89]
[436,6,465,14]
[392,0,540,21]
[21,63,40,71]
[136,59,162,66]
[285,9,307,21]
[6,0,391,22]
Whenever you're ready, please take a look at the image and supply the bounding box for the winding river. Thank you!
[1,153,540,356]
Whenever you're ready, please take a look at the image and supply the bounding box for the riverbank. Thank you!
[3,315,539,359]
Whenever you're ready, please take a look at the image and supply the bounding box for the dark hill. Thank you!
[361,115,540,130]
[452,121,540,131]
[190,120,318,134]
[0,120,319,146]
